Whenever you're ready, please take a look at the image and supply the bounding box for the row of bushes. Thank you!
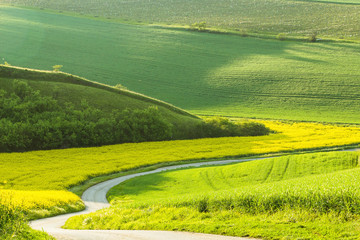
[197,117,271,138]
[0,81,270,152]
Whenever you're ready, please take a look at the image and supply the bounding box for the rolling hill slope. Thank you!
[1,6,360,123]
[0,65,202,143]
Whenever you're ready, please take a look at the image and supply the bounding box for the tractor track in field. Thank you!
[31,149,359,240]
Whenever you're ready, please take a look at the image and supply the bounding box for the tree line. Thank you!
[0,81,270,152]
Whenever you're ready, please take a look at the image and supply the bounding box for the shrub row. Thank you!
[197,117,271,138]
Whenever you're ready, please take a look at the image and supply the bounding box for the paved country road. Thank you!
[31,158,263,240]
[31,148,359,240]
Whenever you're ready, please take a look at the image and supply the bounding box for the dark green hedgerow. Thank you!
[197,117,271,137]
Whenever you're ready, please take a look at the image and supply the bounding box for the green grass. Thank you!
[64,151,360,239]
[2,0,360,40]
[0,65,195,118]
[106,152,359,204]
[1,6,360,123]
[65,207,360,239]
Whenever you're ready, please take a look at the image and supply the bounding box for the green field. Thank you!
[107,152,359,205]
[64,152,360,239]
[1,0,360,40]
[1,6,360,123]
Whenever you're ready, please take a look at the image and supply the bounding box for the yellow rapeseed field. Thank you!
[0,189,83,218]
[0,190,80,210]
[0,120,359,216]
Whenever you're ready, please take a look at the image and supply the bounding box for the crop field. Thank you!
[1,0,360,40]
[0,189,83,219]
[1,7,360,123]
[0,120,359,216]
[64,151,360,239]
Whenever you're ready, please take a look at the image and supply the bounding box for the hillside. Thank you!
[1,0,360,40]
[1,6,360,123]
[0,65,196,119]
[0,65,205,149]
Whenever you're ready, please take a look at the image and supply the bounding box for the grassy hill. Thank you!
[0,65,202,146]
[0,65,196,119]
[1,6,360,123]
[1,0,360,40]
[64,151,360,239]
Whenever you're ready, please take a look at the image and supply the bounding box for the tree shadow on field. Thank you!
[282,54,327,64]
[175,33,328,110]
[2,7,351,116]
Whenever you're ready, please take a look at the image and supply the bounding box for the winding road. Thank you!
[31,148,359,239]
[30,158,264,240]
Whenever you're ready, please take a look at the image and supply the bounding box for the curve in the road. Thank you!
[31,158,264,240]
[31,148,359,240]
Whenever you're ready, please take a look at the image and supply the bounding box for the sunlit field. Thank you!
[1,6,360,123]
[106,151,359,205]
[64,151,360,239]
[0,120,359,217]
